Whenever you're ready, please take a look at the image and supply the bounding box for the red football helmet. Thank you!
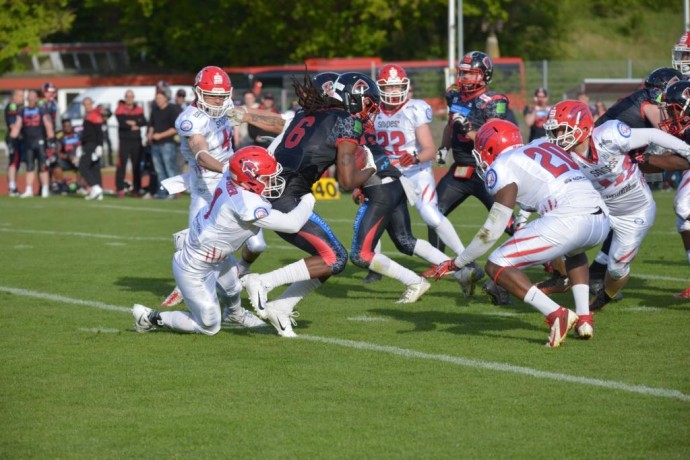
[672,32,690,77]
[229,146,285,198]
[544,100,593,151]
[456,51,493,97]
[472,119,523,178]
[194,66,233,118]
[376,64,410,106]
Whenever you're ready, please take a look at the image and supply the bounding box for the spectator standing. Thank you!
[115,90,147,198]
[9,90,55,198]
[147,91,181,198]
[523,87,551,141]
[234,90,260,148]
[175,89,188,109]
[248,92,280,148]
[5,89,24,196]
[79,97,105,200]
[98,104,114,166]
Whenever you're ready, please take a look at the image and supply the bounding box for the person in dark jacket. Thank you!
[115,90,147,197]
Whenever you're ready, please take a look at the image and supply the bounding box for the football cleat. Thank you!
[574,314,594,340]
[536,274,571,295]
[589,289,613,312]
[674,287,690,299]
[545,307,578,348]
[482,279,513,305]
[19,189,34,198]
[362,270,383,284]
[454,265,479,297]
[396,278,431,303]
[160,286,184,308]
[421,264,444,278]
[132,304,162,333]
[9,188,20,197]
[241,274,269,319]
[263,302,299,338]
[221,305,267,329]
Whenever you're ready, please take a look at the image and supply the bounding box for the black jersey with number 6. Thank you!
[274,108,362,198]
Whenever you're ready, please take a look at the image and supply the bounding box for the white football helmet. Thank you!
[194,66,233,118]
[376,64,410,107]
[672,32,690,77]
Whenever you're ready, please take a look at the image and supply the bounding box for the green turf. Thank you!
[0,191,688,459]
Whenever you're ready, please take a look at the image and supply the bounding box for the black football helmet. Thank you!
[660,80,690,136]
[312,72,339,97]
[456,51,494,97]
[645,67,682,91]
[332,72,380,120]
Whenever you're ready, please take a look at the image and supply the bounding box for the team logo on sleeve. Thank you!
[485,169,497,189]
[254,207,269,219]
[425,107,433,122]
[180,120,193,132]
[616,121,631,138]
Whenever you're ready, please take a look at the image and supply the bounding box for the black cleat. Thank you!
[362,270,383,284]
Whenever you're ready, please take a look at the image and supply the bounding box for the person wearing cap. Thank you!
[175,88,188,110]
[523,87,551,142]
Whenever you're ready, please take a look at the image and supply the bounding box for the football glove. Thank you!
[226,106,248,125]
[436,147,449,165]
[398,152,419,167]
[352,187,365,205]
[361,145,377,172]
[452,113,472,137]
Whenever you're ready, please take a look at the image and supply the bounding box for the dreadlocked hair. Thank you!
[291,72,338,113]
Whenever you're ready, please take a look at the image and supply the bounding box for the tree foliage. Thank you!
[0,0,74,73]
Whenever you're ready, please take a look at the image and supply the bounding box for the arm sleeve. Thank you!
[253,195,315,233]
[454,202,514,267]
[629,128,690,159]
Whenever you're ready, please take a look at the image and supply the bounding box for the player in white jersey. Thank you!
[544,100,690,310]
[374,64,471,283]
[132,146,316,337]
[434,120,610,347]
[160,66,267,308]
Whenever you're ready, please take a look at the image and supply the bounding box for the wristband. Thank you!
[194,149,209,162]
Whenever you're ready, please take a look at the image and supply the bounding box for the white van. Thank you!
[62,85,194,154]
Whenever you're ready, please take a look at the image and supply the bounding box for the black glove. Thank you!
[452,113,472,137]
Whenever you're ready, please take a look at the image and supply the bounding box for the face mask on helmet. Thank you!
[472,119,523,180]
[456,51,493,97]
[333,72,381,121]
[376,64,410,107]
[544,100,593,151]
[672,32,690,77]
[230,146,285,198]
[660,81,690,136]
[194,66,233,118]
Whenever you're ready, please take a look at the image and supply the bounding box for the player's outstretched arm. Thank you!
[254,194,316,233]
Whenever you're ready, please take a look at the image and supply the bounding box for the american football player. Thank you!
[5,89,24,197]
[133,146,316,336]
[161,66,267,313]
[660,80,690,298]
[372,64,472,291]
[430,51,511,290]
[544,100,690,310]
[241,71,376,337]
[672,31,690,77]
[434,119,610,347]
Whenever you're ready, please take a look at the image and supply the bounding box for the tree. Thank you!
[0,0,74,73]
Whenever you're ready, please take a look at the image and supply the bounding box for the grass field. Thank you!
[1,190,689,459]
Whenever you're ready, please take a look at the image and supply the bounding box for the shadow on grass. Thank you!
[115,276,175,298]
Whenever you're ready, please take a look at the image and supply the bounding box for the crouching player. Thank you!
[434,120,610,348]
[132,146,316,336]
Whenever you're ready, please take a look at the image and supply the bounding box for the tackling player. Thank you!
[434,120,610,348]
[132,146,315,336]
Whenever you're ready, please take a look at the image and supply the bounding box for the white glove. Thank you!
[91,146,103,162]
[226,106,248,125]
[436,147,449,165]
[361,145,377,172]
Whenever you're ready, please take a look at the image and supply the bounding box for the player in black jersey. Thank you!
[344,73,462,303]
[4,89,24,196]
[9,90,55,198]
[242,71,377,337]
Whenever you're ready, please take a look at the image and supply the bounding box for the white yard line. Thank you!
[1,284,688,403]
